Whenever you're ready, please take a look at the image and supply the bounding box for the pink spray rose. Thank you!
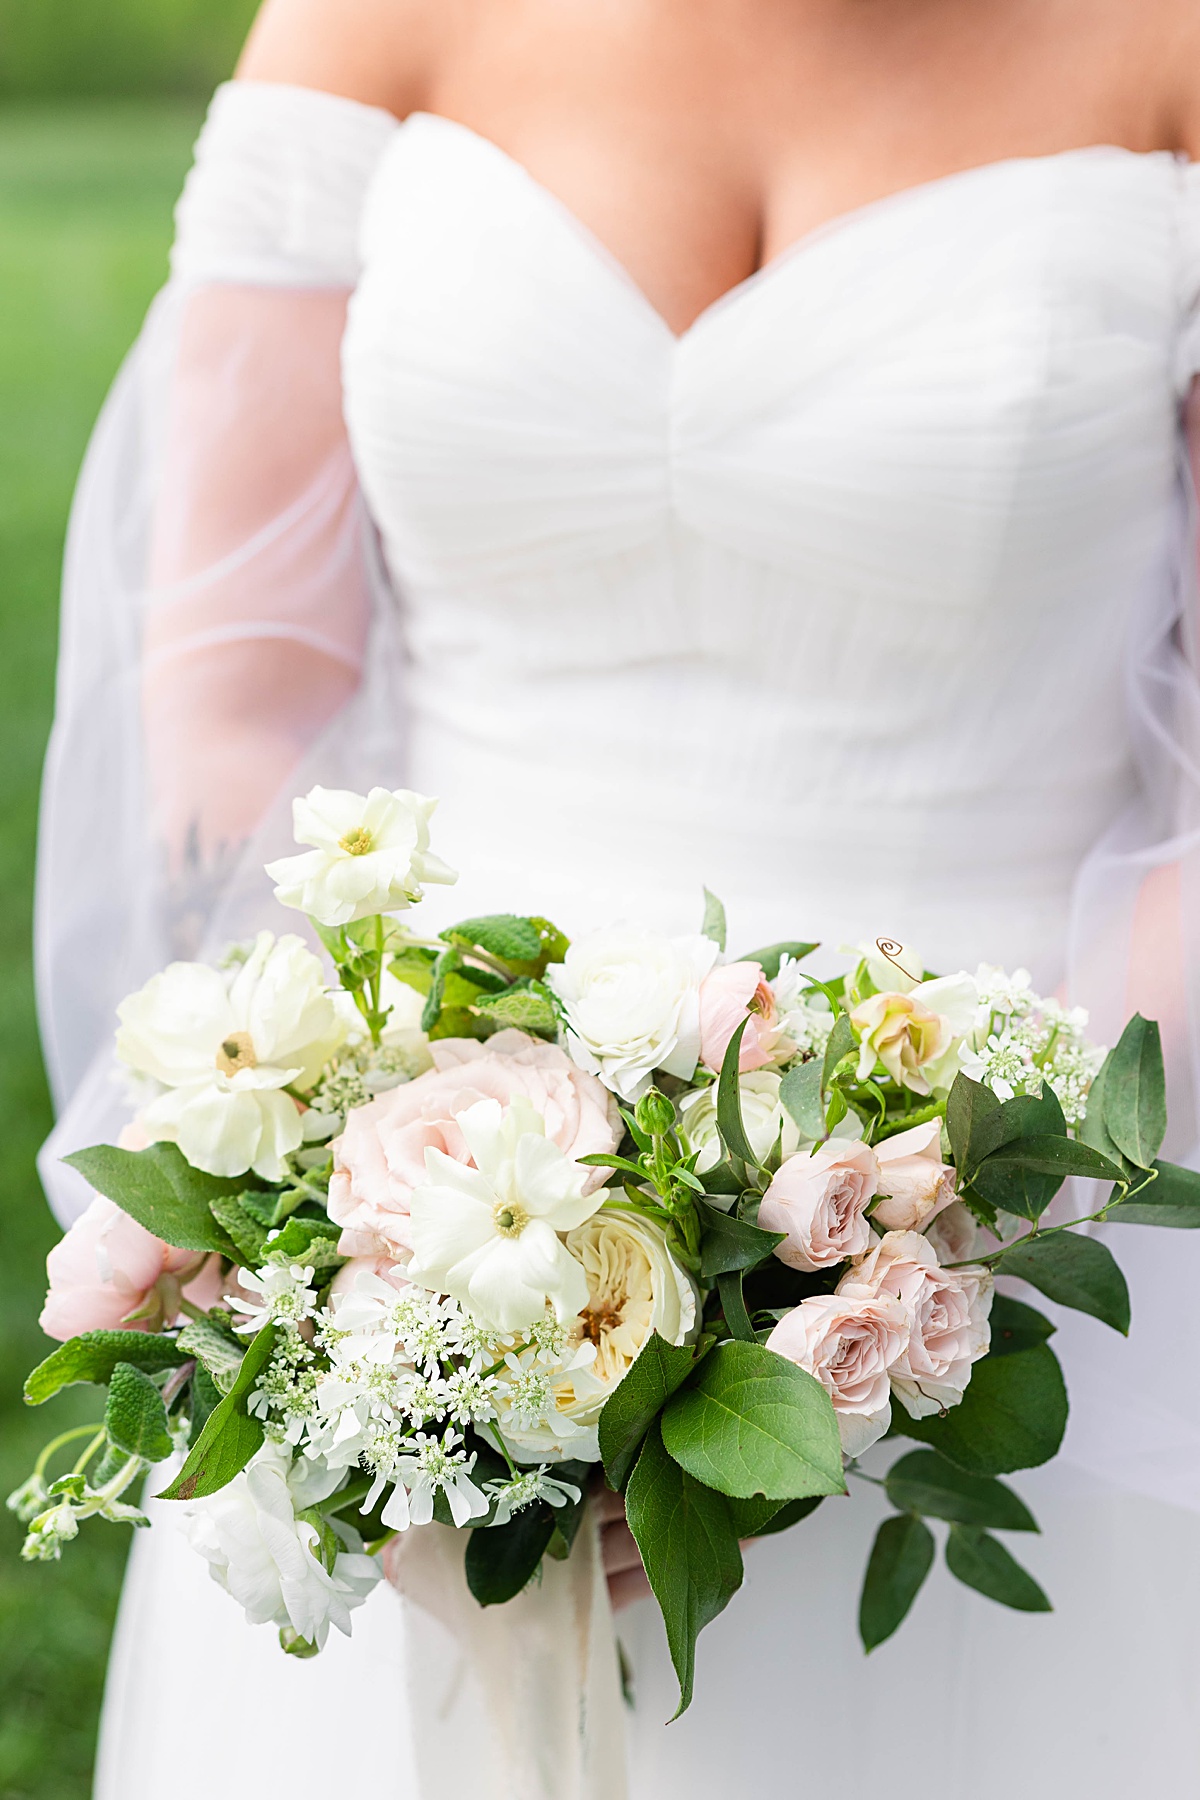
[871,1119,958,1232]
[839,1229,992,1418]
[328,1029,621,1260]
[758,1139,879,1271]
[40,1195,213,1342]
[698,962,787,1073]
[767,1290,912,1455]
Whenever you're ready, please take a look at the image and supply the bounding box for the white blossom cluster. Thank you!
[958,964,1105,1124]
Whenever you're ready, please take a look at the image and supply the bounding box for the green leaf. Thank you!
[441,913,544,966]
[158,1324,276,1501]
[779,1059,826,1141]
[1078,1052,1131,1172]
[208,1193,269,1265]
[715,1269,758,1343]
[661,1340,845,1502]
[988,1294,1056,1357]
[945,1525,1052,1612]
[898,1343,1068,1476]
[24,1330,188,1405]
[697,1200,784,1278]
[716,1019,756,1165]
[726,1494,823,1537]
[263,1215,345,1269]
[858,1513,935,1651]
[419,946,460,1033]
[970,1127,1121,1222]
[626,1422,744,1716]
[388,944,438,995]
[176,1316,246,1395]
[996,1230,1130,1334]
[822,1010,856,1092]
[598,1331,698,1491]
[737,941,819,981]
[1107,1159,1200,1226]
[473,979,559,1037]
[946,1073,1002,1172]
[884,1449,1037,1531]
[105,1362,173,1463]
[189,1363,222,1440]
[1104,1013,1167,1171]
[63,1141,244,1254]
[700,888,727,953]
[465,1504,557,1605]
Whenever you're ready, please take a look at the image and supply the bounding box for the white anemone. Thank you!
[266,785,457,928]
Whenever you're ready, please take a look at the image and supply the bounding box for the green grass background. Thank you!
[0,102,207,1800]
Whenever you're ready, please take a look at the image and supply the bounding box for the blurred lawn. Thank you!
[0,103,202,1800]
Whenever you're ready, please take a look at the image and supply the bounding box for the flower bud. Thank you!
[635,1087,676,1137]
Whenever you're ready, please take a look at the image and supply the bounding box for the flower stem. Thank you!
[34,1425,106,1483]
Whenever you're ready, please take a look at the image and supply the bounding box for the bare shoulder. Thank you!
[235,0,451,119]
[1159,0,1200,156]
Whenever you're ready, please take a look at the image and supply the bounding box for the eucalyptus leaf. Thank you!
[945,1073,1002,1173]
[25,1330,188,1406]
[1104,1013,1167,1170]
[63,1141,243,1255]
[598,1331,698,1491]
[1078,1051,1130,1173]
[737,941,819,980]
[996,1230,1130,1334]
[945,1525,1052,1612]
[158,1324,276,1502]
[626,1422,744,1716]
[105,1362,173,1463]
[779,1058,827,1141]
[897,1343,1068,1475]
[884,1449,1037,1531]
[661,1340,845,1502]
[858,1513,935,1651]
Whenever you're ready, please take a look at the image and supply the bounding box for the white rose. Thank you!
[840,1229,992,1418]
[406,1096,606,1332]
[266,785,457,928]
[117,932,345,1180]
[767,1290,912,1456]
[183,1443,379,1649]
[546,926,719,1100]
[678,1071,801,1179]
[500,1209,697,1461]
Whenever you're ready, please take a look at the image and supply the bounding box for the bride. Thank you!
[35,0,1200,1792]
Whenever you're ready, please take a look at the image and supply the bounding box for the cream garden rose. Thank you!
[266,785,457,928]
[839,1229,992,1418]
[758,1138,878,1271]
[116,932,345,1180]
[546,925,719,1100]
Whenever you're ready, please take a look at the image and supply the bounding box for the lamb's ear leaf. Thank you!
[25,1330,188,1406]
[158,1323,276,1501]
[105,1362,173,1464]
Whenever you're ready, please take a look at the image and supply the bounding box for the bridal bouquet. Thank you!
[14,786,1200,1710]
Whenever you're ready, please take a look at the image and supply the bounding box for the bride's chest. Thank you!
[341,117,1195,601]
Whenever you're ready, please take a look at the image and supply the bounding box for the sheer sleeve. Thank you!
[35,82,402,1223]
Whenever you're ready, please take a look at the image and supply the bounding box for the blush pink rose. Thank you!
[328,1028,621,1260]
[871,1119,958,1232]
[758,1139,879,1271]
[767,1290,911,1455]
[40,1195,211,1341]
[698,962,784,1073]
[839,1229,992,1419]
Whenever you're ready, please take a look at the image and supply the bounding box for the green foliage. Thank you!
[63,1141,241,1255]
[262,1214,343,1270]
[25,1329,187,1404]
[716,1019,757,1166]
[389,944,438,995]
[0,0,256,100]
[700,888,727,952]
[440,914,544,967]
[176,1315,245,1395]
[472,979,559,1037]
[696,1200,784,1278]
[899,1344,1068,1476]
[779,1057,826,1140]
[103,1363,172,1462]
[884,1450,1037,1532]
[737,941,819,980]
[158,1324,274,1501]
[660,1341,845,1502]
[1104,1013,1167,1170]
[715,1269,758,1343]
[947,1073,1122,1222]
[727,1494,823,1537]
[858,1513,935,1651]
[598,1331,697,1491]
[464,1505,557,1605]
[208,1191,268,1265]
[625,1422,744,1715]
[944,1525,1051,1612]
[996,1230,1130,1334]
[987,1293,1056,1357]
[1106,1158,1200,1226]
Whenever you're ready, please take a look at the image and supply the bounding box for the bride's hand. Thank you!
[596,1485,651,1611]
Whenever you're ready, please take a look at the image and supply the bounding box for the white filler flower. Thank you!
[184,1444,378,1650]
[546,925,719,1100]
[266,785,457,928]
[117,931,344,1180]
[406,1096,605,1332]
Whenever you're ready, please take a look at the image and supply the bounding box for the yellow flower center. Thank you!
[216,1031,258,1076]
[338,826,374,856]
[493,1201,530,1238]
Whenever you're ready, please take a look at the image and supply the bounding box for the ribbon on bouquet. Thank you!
[387,1502,628,1800]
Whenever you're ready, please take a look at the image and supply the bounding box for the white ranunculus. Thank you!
[850,971,978,1097]
[508,1211,697,1462]
[546,926,719,1101]
[679,1071,801,1180]
[117,932,345,1180]
[183,1444,379,1649]
[265,785,457,928]
[406,1096,605,1332]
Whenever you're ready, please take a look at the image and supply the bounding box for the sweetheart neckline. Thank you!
[392,114,1185,343]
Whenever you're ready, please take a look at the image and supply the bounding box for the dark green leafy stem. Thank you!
[158,1324,276,1502]
[944,1526,1051,1612]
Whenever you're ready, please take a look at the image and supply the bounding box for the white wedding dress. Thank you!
[33,80,1200,1796]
